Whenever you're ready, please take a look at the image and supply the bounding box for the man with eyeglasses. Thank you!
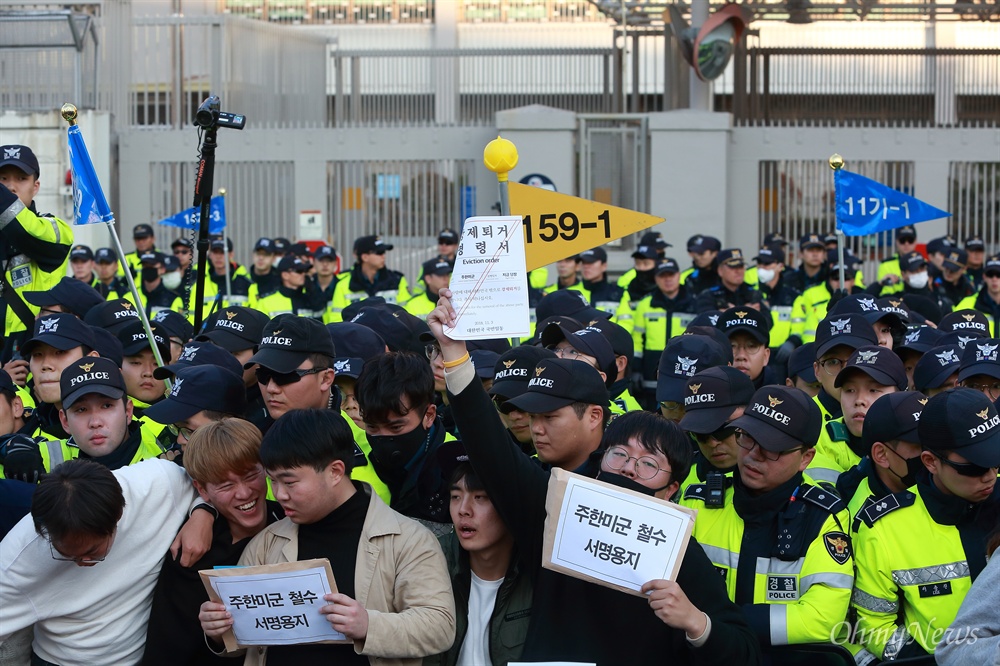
[170,237,194,279]
[851,388,1000,661]
[716,306,776,389]
[427,297,761,665]
[810,312,879,423]
[328,235,410,322]
[956,337,1000,402]
[690,385,855,652]
[955,256,1000,337]
[0,457,203,665]
[249,255,323,319]
[676,366,754,507]
[808,345,908,486]
[196,306,271,428]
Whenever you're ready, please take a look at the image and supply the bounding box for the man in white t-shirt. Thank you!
[0,458,201,665]
[426,462,532,666]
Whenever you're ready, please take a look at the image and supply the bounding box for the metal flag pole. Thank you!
[62,103,169,374]
[830,153,847,288]
[219,187,231,301]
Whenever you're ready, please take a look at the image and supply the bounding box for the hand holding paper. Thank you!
[199,600,233,638]
[640,579,707,637]
[321,593,369,640]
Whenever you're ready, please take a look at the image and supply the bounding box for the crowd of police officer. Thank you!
[3,139,1000,665]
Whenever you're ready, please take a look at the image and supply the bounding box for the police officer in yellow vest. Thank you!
[249,255,323,320]
[689,385,855,652]
[543,254,588,296]
[677,366,754,503]
[753,246,806,350]
[809,312,880,424]
[579,247,628,323]
[0,145,74,360]
[955,256,1000,337]
[585,317,644,414]
[121,223,156,277]
[807,345,908,486]
[32,356,163,474]
[243,314,388,499]
[835,391,926,525]
[875,225,917,296]
[405,258,452,320]
[630,258,697,399]
[328,235,410,322]
[91,247,130,300]
[851,389,1000,661]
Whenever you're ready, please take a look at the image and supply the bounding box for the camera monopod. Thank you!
[191,95,245,332]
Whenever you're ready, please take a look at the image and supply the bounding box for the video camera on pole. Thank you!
[190,95,245,332]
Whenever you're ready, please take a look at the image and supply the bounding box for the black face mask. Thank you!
[141,266,160,283]
[634,268,655,283]
[887,449,924,488]
[595,470,672,497]
[367,424,430,488]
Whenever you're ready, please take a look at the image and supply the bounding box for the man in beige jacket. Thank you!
[199,408,455,665]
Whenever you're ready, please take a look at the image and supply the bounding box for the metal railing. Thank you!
[460,0,606,22]
[217,0,434,24]
[330,47,615,126]
[731,47,1000,127]
[131,15,330,129]
[948,162,1000,257]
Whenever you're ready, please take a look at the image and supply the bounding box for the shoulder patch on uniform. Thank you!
[859,491,915,528]
[683,483,709,501]
[799,484,844,513]
[823,531,852,565]
[825,420,849,442]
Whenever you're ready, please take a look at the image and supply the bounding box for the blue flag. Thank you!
[835,169,949,237]
[156,197,227,234]
[67,125,114,225]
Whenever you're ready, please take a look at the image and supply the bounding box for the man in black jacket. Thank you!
[427,291,762,666]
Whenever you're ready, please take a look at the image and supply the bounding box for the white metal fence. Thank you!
[131,15,330,129]
[147,160,297,266]
[758,159,916,282]
[949,162,1000,257]
[327,158,478,281]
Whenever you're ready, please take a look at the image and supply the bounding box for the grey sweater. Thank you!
[936,552,1000,665]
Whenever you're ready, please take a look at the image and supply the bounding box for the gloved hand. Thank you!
[0,433,44,483]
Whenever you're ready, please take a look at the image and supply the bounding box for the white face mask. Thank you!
[907,271,929,289]
[272,256,282,268]
[162,272,182,291]
[756,267,776,284]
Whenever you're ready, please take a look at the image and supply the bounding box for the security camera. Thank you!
[667,3,750,82]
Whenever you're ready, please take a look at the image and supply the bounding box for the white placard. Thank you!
[444,216,530,340]
[544,470,695,595]
[203,561,347,647]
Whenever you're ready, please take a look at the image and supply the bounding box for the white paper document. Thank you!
[445,216,530,340]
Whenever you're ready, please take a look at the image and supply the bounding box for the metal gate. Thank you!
[578,115,650,250]
[147,160,297,264]
[948,162,1000,258]
[327,158,478,282]
[759,159,915,282]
